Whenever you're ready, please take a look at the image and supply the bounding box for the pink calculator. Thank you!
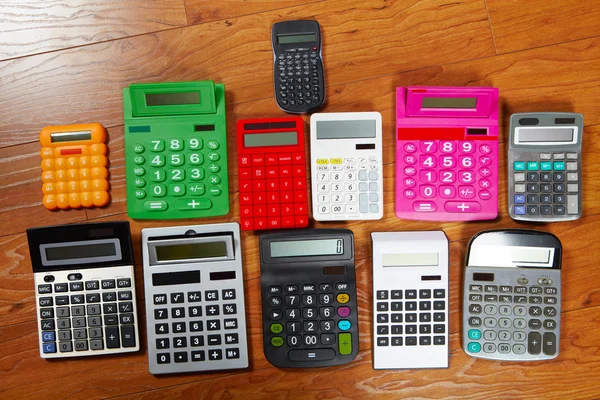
[395,86,499,221]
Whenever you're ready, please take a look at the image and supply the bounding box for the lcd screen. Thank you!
[45,242,117,261]
[382,253,439,267]
[244,131,298,147]
[421,97,477,109]
[146,92,200,106]
[270,239,343,258]
[277,33,317,44]
[316,120,377,139]
[50,131,92,143]
[517,128,574,143]
[155,241,228,262]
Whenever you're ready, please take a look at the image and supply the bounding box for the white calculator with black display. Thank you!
[142,222,249,375]
[27,221,139,358]
[371,231,449,369]
[310,112,383,221]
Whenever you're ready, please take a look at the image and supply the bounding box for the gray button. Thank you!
[553,153,565,159]
[358,171,367,181]
[567,195,578,214]
[57,319,71,329]
[567,172,578,181]
[74,328,87,340]
[369,204,379,213]
[566,162,577,171]
[514,173,525,182]
[484,305,497,315]
[514,184,525,193]
[513,344,526,354]
[498,343,511,354]
[483,343,496,353]
[514,318,527,329]
[513,331,526,342]
[368,171,378,181]
[483,330,496,340]
[359,194,368,213]
[87,304,101,315]
[73,317,86,328]
[58,330,72,341]
[498,318,511,328]
[484,317,497,327]
[514,305,526,316]
[539,153,551,160]
[71,305,85,317]
[74,340,88,352]
[90,339,104,350]
[359,182,368,192]
[88,316,102,327]
[369,182,378,191]
[567,184,578,193]
[528,332,542,355]
[369,193,378,202]
[89,328,103,338]
[59,341,73,352]
[56,307,70,318]
[566,152,578,159]
[499,305,511,315]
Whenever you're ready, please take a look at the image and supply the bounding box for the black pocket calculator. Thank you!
[272,20,325,113]
[259,229,358,368]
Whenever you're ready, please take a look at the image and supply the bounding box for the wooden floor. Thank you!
[1,0,600,398]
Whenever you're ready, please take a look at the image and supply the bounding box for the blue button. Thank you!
[513,161,525,171]
[337,320,351,331]
[43,343,56,354]
[468,342,481,353]
[540,161,552,171]
[42,331,55,342]
[514,205,526,215]
[527,161,539,171]
[554,161,565,171]
[514,194,526,204]
[468,329,481,340]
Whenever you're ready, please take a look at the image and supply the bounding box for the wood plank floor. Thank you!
[1,1,599,398]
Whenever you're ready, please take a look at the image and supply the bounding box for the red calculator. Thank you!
[236,117,309,231]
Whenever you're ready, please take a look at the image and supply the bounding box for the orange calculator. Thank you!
[40,123,110,210]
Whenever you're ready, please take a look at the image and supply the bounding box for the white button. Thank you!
[358,157,367,164]
[344,193,357,203]
[345,164,356,170]
[317,205,330,214]
[345,172,356,181]
[514,173,525,182]
[332,204,344,213]
[344,158,356,163]
[331,165,343,171]
[317,183,330,192]
[317,194,329,203]
[514,184,525,193]
[316,165,329,171]
[358,164,367,170]
[566,153,578,159]
[566,162,577,171]
[345,205,358,213]
[331,194,343,203]
[567,172,578,181]
[368,157,378,163]
[567,184,578,193]
[330,172,343,181]
[331,183,342,192]
[317,172,329,181]
[344,183,356,192]
[368,164,378,170]
[553,153,565,159]
[539,153,551,160]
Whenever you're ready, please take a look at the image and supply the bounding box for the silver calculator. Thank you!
[463,229,562,361]
[508,112,583,221]
[142,222,249,374]
[27,221,139,358]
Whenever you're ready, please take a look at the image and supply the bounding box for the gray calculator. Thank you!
[142,223,249,375]
[508,112,583,221]
[463,229,562,361]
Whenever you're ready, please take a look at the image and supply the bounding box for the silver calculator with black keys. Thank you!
[27,221,139,358]
[142,222,248,375]
[508,112,583,221]
[463,229,562,361]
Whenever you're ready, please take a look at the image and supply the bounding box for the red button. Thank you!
[281,191,294,203]
[252,154,264,165]
[267,179,279,191]
[294,179,306,190]
[255,218,267,229]
[268,192,280,203]
[240,194,252,205]
[239,156,251,166]
[293,152,305,164]
[294,191,307,202]
[295,216,308,227]
[293,166,306,177]
[280,179,293,190]
[240,206,253,217]
[279,153,292,164]
[295,204,308,215]
[239,168,251,179]
[282,217,294,228]
[254,205,266,217]
[281,204,294,216]
[253,192,266,204]
[253,180,266,191]
[268,218,281,228]
[266,167,278,178]
[444,201,482,213]
[253,167,264,179]
[268,204,280,216]
[266,155,278,165]
[279,166,292,177]
[241,219,253,230]
[239,180,252,192]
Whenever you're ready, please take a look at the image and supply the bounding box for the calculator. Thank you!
[272,20,325,113]
[27,221,139,358]
[142,223,248,374]
[236,117,309,230]
[395,86,499,221]
[40,123,109,210]
[259,229,358,368]
[371,231,449,369]
[508,112,584,221]
[123,81,229,219]
[463,229,562,361]
[310,112,383,221]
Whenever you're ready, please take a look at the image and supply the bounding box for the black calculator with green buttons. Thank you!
[259,229,358,368]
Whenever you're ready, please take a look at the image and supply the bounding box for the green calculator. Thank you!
[123,81,229,219]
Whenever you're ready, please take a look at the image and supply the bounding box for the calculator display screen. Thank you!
[45,242,117,261]
[516,128,574,143]
[473,272,495,281]
[244,131,298,147]
[277,33,316,44]
[145,92,200,106]
[50,131,92,143]
[155,242,228,262]
[382,253,439,267]
[270,239,343,257]
[316,120,377,139]
[421,97,477,109]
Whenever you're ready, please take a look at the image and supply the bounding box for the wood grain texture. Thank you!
[185,0,323,25]
[0,0,494,147]
[0,0,188,60]
[487,0,600,54]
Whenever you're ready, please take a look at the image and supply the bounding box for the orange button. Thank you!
[56,181,68,193]
[67,169,79,180]
[80,192,93,207]
[91,167,108,179]
[79,168,90,179]
[68,181,80,192]
[42,183,56,194]
[41,159,54,171]
[80,180,91,191]
[92,191,109,207]
[43,194,57,210]
[67,157,78,168]
[41,148,54,159]
[69,193,81,208]
[55,170,67,181]
[92,179,108,191]
[55,158,67,169]
[42,171,55,182]
[90,143,107,156]
[57,193,70,209]
[91,155,107,167]
[79,156,90,168]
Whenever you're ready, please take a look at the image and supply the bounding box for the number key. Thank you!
[149,139,165,152]
[188,138,203,150]
[169,138,183,151]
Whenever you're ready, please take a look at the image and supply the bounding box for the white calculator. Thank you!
[142,222,249,375]
[371,231,449,369]
[310,112,383,221]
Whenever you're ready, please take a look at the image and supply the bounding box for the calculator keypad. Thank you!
[276,48,322,109]
[397,140,497,219]
[375,288,446,348]
[511,152,580,218]
[266,282,355,362]
[314,157,381,217]
[37,272,138,357]
[129,136,227,216]
[464,274,560,360]
[239,152,308,230]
